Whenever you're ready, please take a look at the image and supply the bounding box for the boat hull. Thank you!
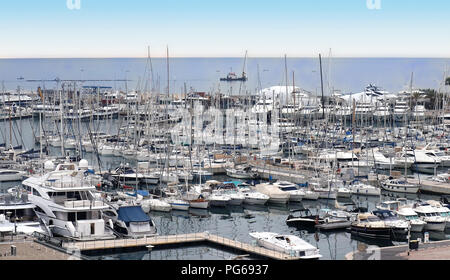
[350,225,391,239]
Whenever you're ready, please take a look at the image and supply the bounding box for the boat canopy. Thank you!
[117,206,150,223]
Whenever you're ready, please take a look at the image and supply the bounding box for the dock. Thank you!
[407,178,450,195]
[0,237,80,260]
[249,160,313,184]
[63,232,302,260]
[345,239,450,260]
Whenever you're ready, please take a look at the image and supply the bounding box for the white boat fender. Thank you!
[108,219,114,229]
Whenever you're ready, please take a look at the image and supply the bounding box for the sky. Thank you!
[0,0,449,58]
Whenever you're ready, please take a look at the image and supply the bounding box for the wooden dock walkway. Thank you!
[63,232,301,260]
[408,178,450,195]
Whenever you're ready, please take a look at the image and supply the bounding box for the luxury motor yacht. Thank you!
[23,160,116,240]
[236,183,269,205]
[395,207,426,232]
[393,100,410,122]
[0,187,45,235]
[412,203,447,232]
[249,232,322,259]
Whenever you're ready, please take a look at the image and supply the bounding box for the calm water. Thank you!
[84,192,448,260]
[1,58,449,95]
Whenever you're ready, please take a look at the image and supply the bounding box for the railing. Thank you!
[45,178,94,190]
[63,200,106,209]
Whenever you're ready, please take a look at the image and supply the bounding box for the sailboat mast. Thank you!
[319,54,325,119]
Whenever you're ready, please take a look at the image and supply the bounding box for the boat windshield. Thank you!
[280,187,298,191]
[366,216,381,222]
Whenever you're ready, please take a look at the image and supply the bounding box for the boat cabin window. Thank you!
[280,186,298,191]
[58,165,75,171]
[406,215,418,220]
[32,188,41,197]
[22,185,32,193]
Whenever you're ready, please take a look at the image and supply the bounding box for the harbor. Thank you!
[0,67,449,260]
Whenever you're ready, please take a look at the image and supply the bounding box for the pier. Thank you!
[249,160,313,184]
[63,232,302,260]
[0,236,79,260]
[345,239,450,260]
[408,178,450,195]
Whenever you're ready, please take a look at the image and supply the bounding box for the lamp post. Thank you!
[146,245,154,260]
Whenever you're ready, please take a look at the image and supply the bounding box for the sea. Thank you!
[0,57,449,260]
[1,57,449,95]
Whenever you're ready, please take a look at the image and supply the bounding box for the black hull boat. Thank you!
[286,209,323,230]
[350,225,392,240]
[350,213,392,240]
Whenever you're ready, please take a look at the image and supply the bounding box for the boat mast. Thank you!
[59,81,65,157]
[319,54,325,120]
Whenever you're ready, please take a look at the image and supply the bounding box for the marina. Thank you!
[0,70,449,261]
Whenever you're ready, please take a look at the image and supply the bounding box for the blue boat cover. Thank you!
[117,206,150,223]
[126,190,149,197]
[136,190,149,197]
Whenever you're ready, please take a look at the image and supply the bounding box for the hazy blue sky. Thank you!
[1,0,449,58]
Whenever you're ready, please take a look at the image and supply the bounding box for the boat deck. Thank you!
[63,232,302,260]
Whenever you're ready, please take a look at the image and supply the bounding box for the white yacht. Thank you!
[371,150,413,170]
[393,100,410,122]
[208,191,231,207]
[237,184,269,205]
[412,203,446,232]
[272,181,305,202]
[23,161,116,240]
[412,104,426,119]
[349,181,381,196]
[0,188,45,235]
[426,200,450,229]
[419,148,450,168]
[408,150,442,173]
[226,167,259,180]
[0,169,26,182]
[249,232,322,259]
[337,187,352,198]
[253,183,290,204]
[251,99,274,114]
[373,103,391,118]
[395,207,426,232]
[141,198,172,213]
